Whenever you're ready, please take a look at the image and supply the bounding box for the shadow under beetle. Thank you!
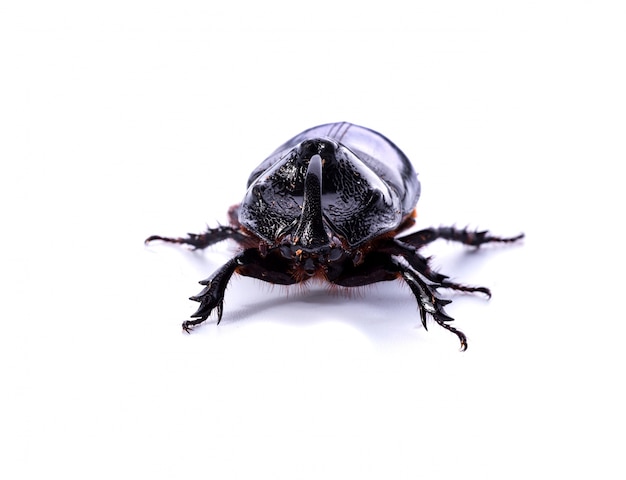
[146,122,523,350]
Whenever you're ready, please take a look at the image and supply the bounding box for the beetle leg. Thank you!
[334,253,469,350]
[182,248,298,332]
[145,225,250,250]
[182,253,243,332]
[398,226,524,249]
[406,252,492,297]
[398,265,468,351]
[329,252,468,349]
[381,240,492,297]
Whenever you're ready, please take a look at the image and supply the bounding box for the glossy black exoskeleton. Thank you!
[146,122,523,350]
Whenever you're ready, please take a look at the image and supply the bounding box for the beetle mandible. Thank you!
[146,122,523,350]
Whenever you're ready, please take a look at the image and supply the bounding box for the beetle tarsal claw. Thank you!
[146,122,523,350]
[216,301,224,324]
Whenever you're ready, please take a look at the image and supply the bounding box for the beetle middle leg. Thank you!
[381,239,492,297]
[398,226,524,249]
[145,225,250,250]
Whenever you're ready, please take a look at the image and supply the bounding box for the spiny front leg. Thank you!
[329,252,469,349]
[398,264,468,351]
[145,225,250,250]
[182,251,248,332]
[182,248,298,332]
[398,226,524,249]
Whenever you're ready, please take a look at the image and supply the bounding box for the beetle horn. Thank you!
[293,154,330,249]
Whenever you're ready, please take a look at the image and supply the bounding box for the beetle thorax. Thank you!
[239,137,404,250]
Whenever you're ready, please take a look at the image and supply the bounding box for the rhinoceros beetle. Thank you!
[146,122,523,350]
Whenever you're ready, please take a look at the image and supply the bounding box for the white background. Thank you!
[2,1,625,478]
